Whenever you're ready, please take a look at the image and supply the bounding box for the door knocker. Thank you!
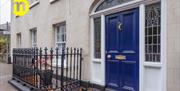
[117,22,123,31]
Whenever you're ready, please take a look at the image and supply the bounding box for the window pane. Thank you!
[56,25,66,42]
[32,31,37,43]
[145,3,161,62]
[31,29,37,47]
[96,0,133,12]
[57,27,60,42]
[94,17,101,58]
[57,43,66,50]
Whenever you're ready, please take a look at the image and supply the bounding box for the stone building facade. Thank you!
[11,0,180,91]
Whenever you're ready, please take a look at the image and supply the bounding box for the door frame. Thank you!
[90,0,167,91]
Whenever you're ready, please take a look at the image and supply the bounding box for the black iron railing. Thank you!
[12,47,83,91]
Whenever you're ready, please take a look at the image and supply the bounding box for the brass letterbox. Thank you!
[115,55,126,60]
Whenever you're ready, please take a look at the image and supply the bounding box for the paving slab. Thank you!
[0,63,17,91]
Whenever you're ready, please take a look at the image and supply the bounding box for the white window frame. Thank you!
[144,3,161,63]
[55,23,66,52]
[93,17,102,59]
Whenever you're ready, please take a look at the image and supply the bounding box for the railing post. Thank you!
[66,47,69,89]
[33,48,36,87]
[73,48,76,81]
[70,48,73,81]
[50,48,53,89]
[39,48,42,88]
[76,49,79,82]
[12,49,15,77]
[55,48,59,88]
[50,48,53,71]
[35,48,39,88]
[61,48,65,91]
[80,48,83,86]
[44,47,48,70]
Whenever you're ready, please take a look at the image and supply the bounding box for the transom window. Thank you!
[96,0,133,12]
[145,3,161,62]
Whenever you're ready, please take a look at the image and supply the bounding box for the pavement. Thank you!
[0,62,17,91]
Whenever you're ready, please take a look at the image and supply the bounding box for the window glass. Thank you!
[55,24,66,52]
[145,3,161,62]
[94,17,101,58]
[32,30,37,47]
[96,0,133,12]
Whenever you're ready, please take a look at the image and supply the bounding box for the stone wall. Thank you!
[167,0,180,91]
[11,0,96,82]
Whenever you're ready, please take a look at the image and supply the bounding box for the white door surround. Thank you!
[90,0,167,91]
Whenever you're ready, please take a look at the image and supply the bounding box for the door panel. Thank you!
[107,15,119,51]
[105,14,121,89]
[105,8,139,91]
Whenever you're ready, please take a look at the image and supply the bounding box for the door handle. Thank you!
[107,55,111,58]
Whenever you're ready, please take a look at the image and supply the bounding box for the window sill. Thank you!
[143,62,162,68]
[92,59,102,63]
[30,0,40,9]
[49,0,59,4]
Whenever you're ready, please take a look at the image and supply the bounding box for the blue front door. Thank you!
[105,8,139,91]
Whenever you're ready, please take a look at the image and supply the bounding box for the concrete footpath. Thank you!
[0,63,17,91]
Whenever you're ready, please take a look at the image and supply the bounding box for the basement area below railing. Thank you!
[12,47,83,91]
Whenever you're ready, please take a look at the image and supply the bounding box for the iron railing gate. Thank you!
[12,47,83,91]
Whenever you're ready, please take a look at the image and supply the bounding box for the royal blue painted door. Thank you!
[105,8,139,91]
